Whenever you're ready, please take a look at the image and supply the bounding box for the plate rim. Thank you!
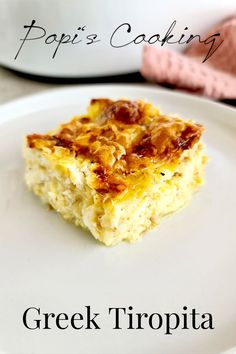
[0,83,235,125]
[0,85,236,354]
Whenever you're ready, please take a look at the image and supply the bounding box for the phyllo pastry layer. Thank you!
[24,98,207,245]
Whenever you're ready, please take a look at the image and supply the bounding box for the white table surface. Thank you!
[0,66,58,105]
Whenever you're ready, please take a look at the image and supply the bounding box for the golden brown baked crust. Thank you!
[27,99,203,196]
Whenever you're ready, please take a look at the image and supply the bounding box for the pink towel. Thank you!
[141,16,236,99]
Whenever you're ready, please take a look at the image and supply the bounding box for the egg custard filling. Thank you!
[24,98,207,246]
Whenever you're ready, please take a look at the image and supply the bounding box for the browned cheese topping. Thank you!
[27,99,203,195]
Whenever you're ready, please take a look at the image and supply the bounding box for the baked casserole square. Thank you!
[24,98,207,245]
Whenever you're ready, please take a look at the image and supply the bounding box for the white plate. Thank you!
[0,84,236,354]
